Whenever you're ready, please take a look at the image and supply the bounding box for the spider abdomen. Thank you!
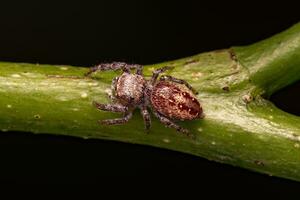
[150,81,202,120]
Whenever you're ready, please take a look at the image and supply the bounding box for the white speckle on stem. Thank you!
[1,129,8,132]
[72,108,79,111]
[294,143,300,148]
[60,67,68,70]
[7,104,12,108]
[81,92,88,98]
[163,138,170,143]
[198,128,203,132]
[88,82,98,86]
[211,141,216,145]
[11,74,21,78]
[34,114,41,119]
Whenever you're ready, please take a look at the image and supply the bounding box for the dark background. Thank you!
[0,0,300,192]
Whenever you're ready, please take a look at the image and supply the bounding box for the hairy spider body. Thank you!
[86,62,203,136]
[150,81,202,120]
[115,73,145,106]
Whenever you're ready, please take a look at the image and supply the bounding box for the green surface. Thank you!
[0,23,300,181]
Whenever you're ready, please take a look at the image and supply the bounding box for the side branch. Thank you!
[233,22,300,96]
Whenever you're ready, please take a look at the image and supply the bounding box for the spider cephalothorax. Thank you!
[86,62,204,135]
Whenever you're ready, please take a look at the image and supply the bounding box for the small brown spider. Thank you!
[86,62,204,135]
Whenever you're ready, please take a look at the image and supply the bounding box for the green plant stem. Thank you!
[234,23,300,96]
[0,23,300,181]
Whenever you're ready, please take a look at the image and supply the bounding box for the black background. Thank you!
[0,0,300,193]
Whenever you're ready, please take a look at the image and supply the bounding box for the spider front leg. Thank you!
[93,101,128,113]
[160,75,198,95]
[99,112,133,125]
[85,62,143,76]
[152,111,190,136]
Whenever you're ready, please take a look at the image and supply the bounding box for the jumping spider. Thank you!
[86,62,204,135]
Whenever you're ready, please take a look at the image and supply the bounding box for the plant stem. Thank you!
[234,23,300,96]
[0,23,300,181]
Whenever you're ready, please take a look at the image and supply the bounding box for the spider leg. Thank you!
[150,66,174,85]
[160,75,198,95]
[85,62,127,76]
[85,62,144,76]
[134,64,143,75]
[139,105,151,132]
[99,112,133,125]
[153,111,190,135]
[93,101,128,113]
